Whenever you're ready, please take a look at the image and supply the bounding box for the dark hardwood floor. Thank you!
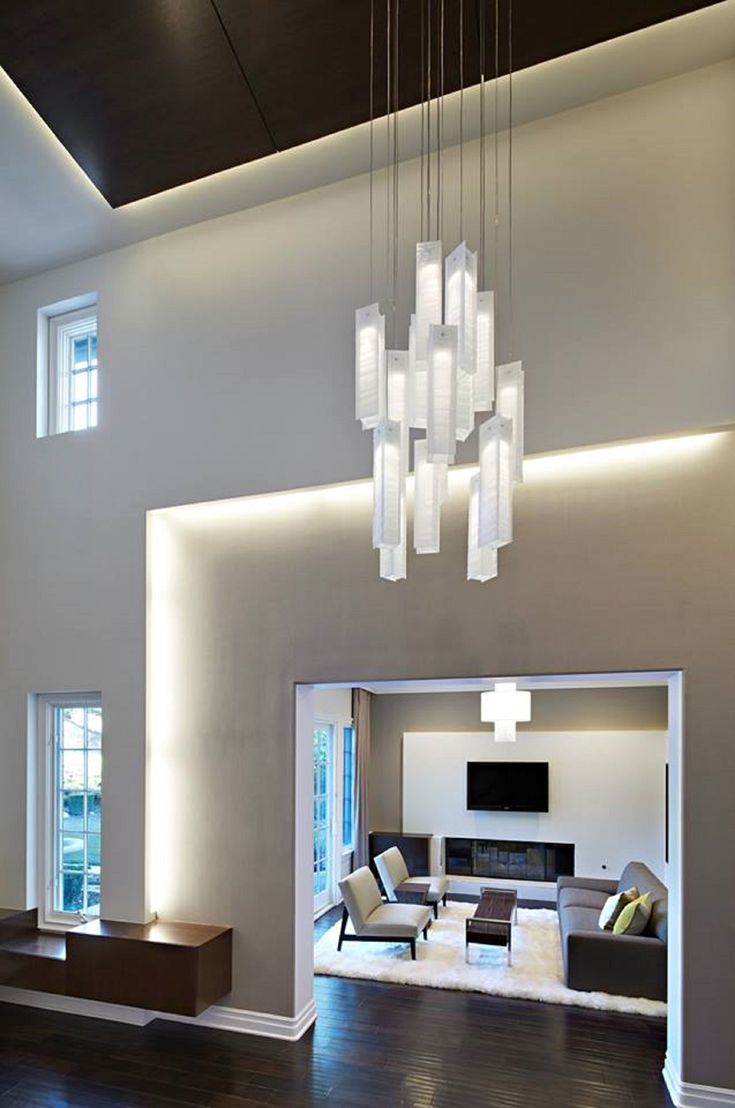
[0,905,671,1107]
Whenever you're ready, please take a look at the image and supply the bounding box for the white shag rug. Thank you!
[315,903,667,1018]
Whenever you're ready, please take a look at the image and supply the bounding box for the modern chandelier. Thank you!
[354,0,524,582]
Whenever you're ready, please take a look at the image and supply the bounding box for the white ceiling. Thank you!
[1,1,734,286]
[318,673,673,695]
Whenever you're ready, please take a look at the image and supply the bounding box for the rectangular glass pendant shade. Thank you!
[386,350,409,473]
[380,512,407,581]
[413,438,446,554]
[496,361,525,482]
[408,314,428,429]
[372,419,402,548]
[478,414,513,549]
[455,369,475,442]
[355,303,386,429]
[445,241,478,376]
[467,473,498,582]
[415,241,443,361]
[427,324,458,464]
[474,291,495,411]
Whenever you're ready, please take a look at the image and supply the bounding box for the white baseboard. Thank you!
[161,998,317,1041]
[664,1054,735,1107]
[0,986,317,1042]
[0,986,154,1026]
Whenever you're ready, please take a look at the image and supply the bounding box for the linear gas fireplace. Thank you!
[444,838,575,883]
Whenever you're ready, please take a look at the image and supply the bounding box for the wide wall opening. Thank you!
[296,671,682,1073]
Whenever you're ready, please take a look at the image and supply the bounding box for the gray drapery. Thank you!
[352,687,372,870]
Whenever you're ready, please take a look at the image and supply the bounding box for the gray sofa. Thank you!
[557,861,667,1000]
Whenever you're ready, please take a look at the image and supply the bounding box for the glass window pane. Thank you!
[61,750,84,792]
[62,790,84,832]
[87,707,102,747]
[60,709,84,748]
[73,405,88,431]
[89,401,98,427]
[73,336,90,369]
[61,833,84,871]
[87,751,102,792]
[89,369,98,400]
[72,374,89,403]
[87,833,101,870]
[86,791,101,834]
[62,873,84,913]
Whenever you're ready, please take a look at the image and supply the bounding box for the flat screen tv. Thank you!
[467,761,549,812]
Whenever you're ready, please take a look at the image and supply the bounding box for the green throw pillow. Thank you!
[598,886,639,931]
[613,891,653,936]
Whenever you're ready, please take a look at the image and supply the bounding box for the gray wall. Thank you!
[369,687,669,830]
[154,428,735,1088]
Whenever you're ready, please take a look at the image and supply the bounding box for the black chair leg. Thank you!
[433,902,438,919]
[410,939,417,960]
[337,907,349,951]
[423,925,429,940]
[442,893,447,906]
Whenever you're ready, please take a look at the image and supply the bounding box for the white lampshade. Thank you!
[455,369,475,443]
[427,324,458,463]
[380,512,407,580]
[413,438,445,554]
[467,473,498,582]
[415,241,443,361]
[478,414,513,549]
[445,241,478,376]
[480,681,531,722]
[386,350,409,472]
[355,302,386,429]
[372,419,402,548]
[474,290,495,411]
[408,314,428,429]
[496,361,525,483]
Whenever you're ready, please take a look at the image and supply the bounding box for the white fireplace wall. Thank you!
[402,730,667,883]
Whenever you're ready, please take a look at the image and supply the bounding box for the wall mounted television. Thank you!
[467,762,549,812]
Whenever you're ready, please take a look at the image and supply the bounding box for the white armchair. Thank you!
[374,845,449,919]
[338,866,432,960]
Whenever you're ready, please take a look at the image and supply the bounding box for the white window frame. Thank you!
[37,692,102,930]
[47,306,98,436]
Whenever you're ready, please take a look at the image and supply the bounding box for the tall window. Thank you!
[40,696,102,924]
[342,724,355,850]
[46,306,98,435]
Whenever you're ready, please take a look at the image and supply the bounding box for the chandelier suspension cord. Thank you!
[420,0,425,243]
[426,0,432,239]
[369,0,375,303]
[507,0,514,358]
[493,0,500,351]
[478,0,486,286]
[458,0,464,244]
[392,0,400,346]
[438,0,445,242]
[385,0,392,334]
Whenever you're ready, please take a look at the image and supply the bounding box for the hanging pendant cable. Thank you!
[458,0,464,244]
[392,0,400,347]
[478,0,486,286]
[507,0,514,358]
[369,0,375,303]
[385,0,392,334]
[426,0,432,240]
[493,0,500,353]
[438,0,445,242]
[420,0,425,243]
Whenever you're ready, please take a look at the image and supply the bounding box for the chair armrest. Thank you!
[395,881,429,905]
[557,876,618,894]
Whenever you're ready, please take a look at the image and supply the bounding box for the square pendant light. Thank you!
[372,419,402,548]
[355,303,386,429]
[496,361,525,482]
[478,414,513,549]
[445,242,478,376]
[415,241,443,361]
[474,291,495,411]
[480,681,532,743]
[427,324,458,464]
[408,314,428,429]
[413,438,445,554]
[456,369,475,442]
[467,473,498,582]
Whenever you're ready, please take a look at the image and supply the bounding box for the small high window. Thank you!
[38,297,98,437]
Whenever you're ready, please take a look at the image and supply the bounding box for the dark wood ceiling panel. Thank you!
[0,0,722,207]
[215,0,718,152]
[0,0,276,207]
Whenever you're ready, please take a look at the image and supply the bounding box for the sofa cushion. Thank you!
[613,892,653,936]
[559,905,602,937]
[558,886,610,912]
[598,887,639,931]
[617,862,668,942]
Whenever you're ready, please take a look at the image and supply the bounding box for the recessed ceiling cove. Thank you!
[0,0,720,208]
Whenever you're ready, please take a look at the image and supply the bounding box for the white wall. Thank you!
[403,731,667,881]
[0,60,733,926]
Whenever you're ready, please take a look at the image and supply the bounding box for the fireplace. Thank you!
[444,838,575,882]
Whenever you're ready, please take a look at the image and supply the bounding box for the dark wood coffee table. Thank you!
[465,887,518,965]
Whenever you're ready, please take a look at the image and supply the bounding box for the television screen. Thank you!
[467,762,549,812]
